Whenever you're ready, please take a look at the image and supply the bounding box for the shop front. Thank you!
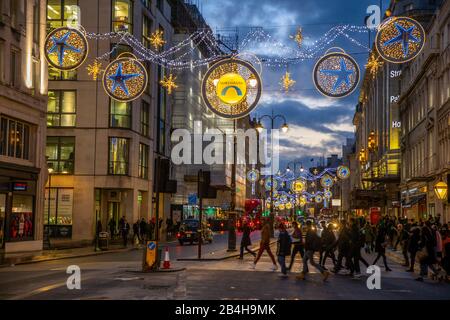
[0,162,42,252]
[401,187,427,221]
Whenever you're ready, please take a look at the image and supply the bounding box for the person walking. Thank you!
[108,218,116,240]
[288,221,304,271]
[348,218,369,278]
[396,224,410,267]
[363,222,375,254]
[332,221,351,274]
[132,220,140,245]
[372,223,392,271]
[416,221,438,282]
[250,220,278,271]
[406,226,421,272]
[139,218,147,243]
[239,220,256,259]
[121,218,130,247]
[276,223,292,277]
[296,221,330,281]
[320,223,337,270]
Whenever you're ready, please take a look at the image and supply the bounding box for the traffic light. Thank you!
[198,170,217,199]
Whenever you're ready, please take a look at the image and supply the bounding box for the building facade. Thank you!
[45,0,174,246]
[0,0,48,252]
[399,0,450,223]
[351,0,448,223]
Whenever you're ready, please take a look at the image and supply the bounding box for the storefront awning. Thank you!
[402,194,426,208]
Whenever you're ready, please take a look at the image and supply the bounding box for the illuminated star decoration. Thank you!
[47,31,81,66]
[160,73,178,95]
[365,54,384,79]
[87,60,102,80]
[149,29,166,50]
[280,71,296,93]
[289,27,303,47]
[320,58,354,92]
[383,23,419,58]
[107,62,140,96]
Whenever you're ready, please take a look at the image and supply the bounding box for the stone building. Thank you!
[0,0,47,252]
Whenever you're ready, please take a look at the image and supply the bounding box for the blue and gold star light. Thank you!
[320,58,354,92]
[313,49,360,98]
[376,17,425,64]
[45,27,88,70]
[107,63,140,96]
[103,54,148,102]
[383,23,419,57]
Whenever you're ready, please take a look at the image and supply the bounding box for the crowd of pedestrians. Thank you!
[244,215,450,283]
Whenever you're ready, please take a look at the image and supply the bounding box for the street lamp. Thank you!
[255,111,289,236]
[434,180,448,201]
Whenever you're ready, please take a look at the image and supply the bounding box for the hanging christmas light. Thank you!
[160,73,178,95]
[365,54,384,79]
[87,60,102,80]
[289,27,304,47]
[280,70,296,93]
[149,29,166,50]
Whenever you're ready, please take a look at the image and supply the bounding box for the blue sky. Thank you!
[200,0,387,168]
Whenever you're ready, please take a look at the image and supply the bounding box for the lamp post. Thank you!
[45,167,54,249]
[286,161,304,219]
[255,111,289,236]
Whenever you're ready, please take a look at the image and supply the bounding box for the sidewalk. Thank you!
[0,244,143,268]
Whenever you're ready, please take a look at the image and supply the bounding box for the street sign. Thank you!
[146,241,157,268]
[188,194,198,205]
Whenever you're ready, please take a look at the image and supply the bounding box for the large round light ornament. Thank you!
[315,195,324,204]
[44,26,88,71]
[320,175,334,188]
[278,203,286,211]
[285,202,293,210]
[102,53,148,102]
[375,17,425,64]
[247,169,259,182]
[313,48,360,98]
[202,58,262,119]
[324,190,333,199]
[337,165,351,180]
[292,180,306,193]
[264,177,278,191]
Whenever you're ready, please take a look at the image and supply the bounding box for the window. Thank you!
[48,66,77,80]
[142,15,153,49]
[33,3,40,44]
[10,195,34,241]
[140,101,150,136]
[47,90,76,127]
[139,143,149,179]
[46,137,75,174]
[0,116,30,160]
[109,137,129,175]
[110,100,131,128]
[156,0,163,11]
[0,41,4,83]
[10,48,20,88]
[112,0,133,33]
[44,188,73,238]
[47,0,78,30]
[141,0,151,10]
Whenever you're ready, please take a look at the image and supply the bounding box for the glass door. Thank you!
[0,194,6,248]
[107,202,120,238]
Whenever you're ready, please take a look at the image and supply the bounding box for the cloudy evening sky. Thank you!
[200,0,387,169]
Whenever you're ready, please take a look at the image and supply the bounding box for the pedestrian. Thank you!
[363,222,375,254]
[139,218,147,243]
[320,223,337,270]
[121,218,130,247]
[332,221,351,274]
[406,227,420,272]
[132,220,140,245]
[348,218,369,278]
[296,220,330,281]
[372,223,392,271]
[166,217,174,238]
[276,223,292,278]
[396,224,410,267]
[416,221,439,282]
[250,220,278,271]
[108,218,116,239]
[288,221,304,271]
[239,220,256,259]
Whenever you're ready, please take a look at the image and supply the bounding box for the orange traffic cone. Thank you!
[163,247,171,269]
